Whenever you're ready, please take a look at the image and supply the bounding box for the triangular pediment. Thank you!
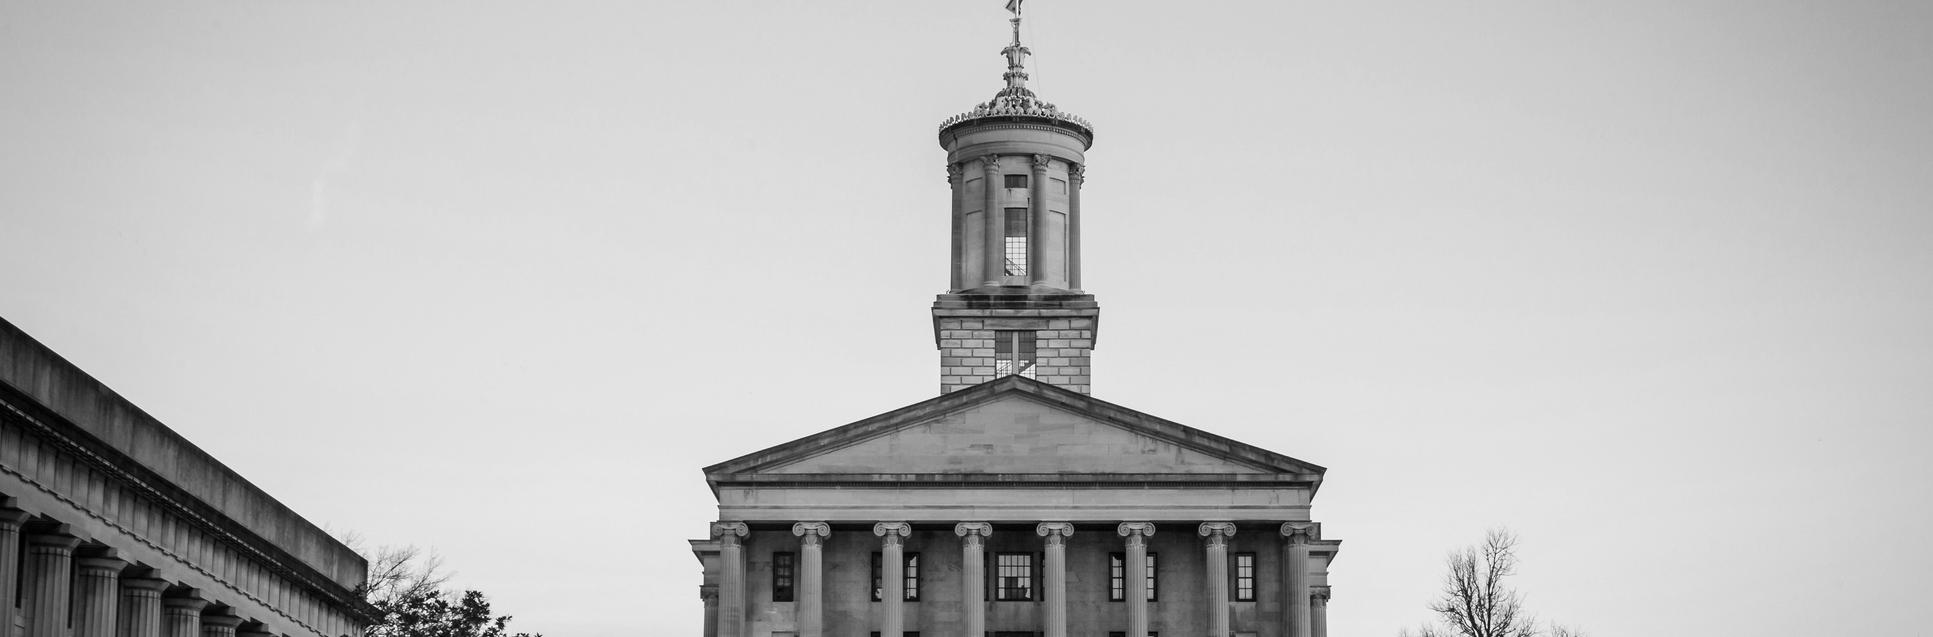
[705,376,1324,486]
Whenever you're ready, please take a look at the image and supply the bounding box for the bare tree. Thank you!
[1400,529,1585,637]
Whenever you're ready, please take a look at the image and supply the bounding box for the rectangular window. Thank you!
[995,553,1034,601]
[1108,553,1158,601]
[870,552,921,602]
[772,552,795,602]
[1003,207,1029,275]
[1234,552,1256,601]
[1107,633,1158,637]
[1004,174,1029,188]
[994,331,1036,379]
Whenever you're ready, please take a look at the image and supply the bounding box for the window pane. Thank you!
[1235,553,1256,601]
[995,553,1033,600]
[773,552,795,602]
[1004,174,1028,188]
[1109,553,1124,601]
[905,553,920,601]
[1003,208,1028,275]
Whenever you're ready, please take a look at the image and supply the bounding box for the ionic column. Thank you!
[199,615,240,637]
[873,523,911,637]
[1067,164,1084,290]
[25,532,82,637]
[1281,523,1313,637]
[1028,154,1051,286]
[75,554,129,637]
[1035,523,1074,637]
[948,163,966,291]
[791,522,831,637]
[980,155,1004,285]
[710,522,749,637]
[0,504,28,637]
[159,596,207,637]
[698,587,719,637]
[954,523,992,637]
[117,578,170,637]
[1116,523,1156,637]
[1199,523,1237,637]
[1311,588,1331,637]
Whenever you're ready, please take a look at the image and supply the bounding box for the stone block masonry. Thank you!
[932,310,1097,395]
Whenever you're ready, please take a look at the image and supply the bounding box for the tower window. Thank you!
[772,552,795,602]
[1004,207,1029,276]
[994,331,1035,379]
[1004,174,1029,188]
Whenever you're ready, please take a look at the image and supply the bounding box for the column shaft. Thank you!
[1036,523,1073,637]
[712,523,748,637]
[0,508,27,637]
[25,534,81,637]
[1068,165,1083,289]
[981,156,1004,285]
[1200,523,1236,637]
[1312,591,1329,637]
[1028,154,1050,286]
[75,557,129,637]
[1283,525,1312,637]
[117,579,170,637]
[793,523,830,637]
[948,163,965,291]
[1118,523,1155,637]
[955,523,991,637]
[875,523,910,637]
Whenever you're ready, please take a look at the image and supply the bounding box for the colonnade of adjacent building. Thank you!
[1,508,280,637]
[709,520,1332,637]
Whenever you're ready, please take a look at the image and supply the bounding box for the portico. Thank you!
[691,377,1343,637]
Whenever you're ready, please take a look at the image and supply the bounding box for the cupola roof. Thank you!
[937,9,1093,140]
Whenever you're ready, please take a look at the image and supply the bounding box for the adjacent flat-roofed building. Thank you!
[1,318,374,637]
[692,10,1342,637]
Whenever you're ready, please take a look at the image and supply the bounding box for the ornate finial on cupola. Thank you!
[938,0,1093,140]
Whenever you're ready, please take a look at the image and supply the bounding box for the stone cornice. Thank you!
[0,387,375,621]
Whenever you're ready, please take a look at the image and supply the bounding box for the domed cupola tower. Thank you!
[933,6,1099,395]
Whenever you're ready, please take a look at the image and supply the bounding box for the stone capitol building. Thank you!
[691,9,1342,637]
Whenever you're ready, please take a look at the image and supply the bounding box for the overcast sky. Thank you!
[4,1,1931,635]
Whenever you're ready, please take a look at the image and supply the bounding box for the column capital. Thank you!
[1281,522,1315,543]
[162,596,209,616]
[77,555,129,576]
[1035,522,1075,540]
[709,521,749,540]
[791,522,831,539]
[121,578,171,594]
[947,163,964,181]
[0,507,29,528]
[27,532,82,552]
[1198,522,1239,539]
[980,154,1002,173]
[200,615,244,629]
[873,522,911,538]
[954,522,994,538]
[1116,522,1157,538]
[1314,586,1333,602]
[1032,154,1052,169]
[1069,163,1086,183]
